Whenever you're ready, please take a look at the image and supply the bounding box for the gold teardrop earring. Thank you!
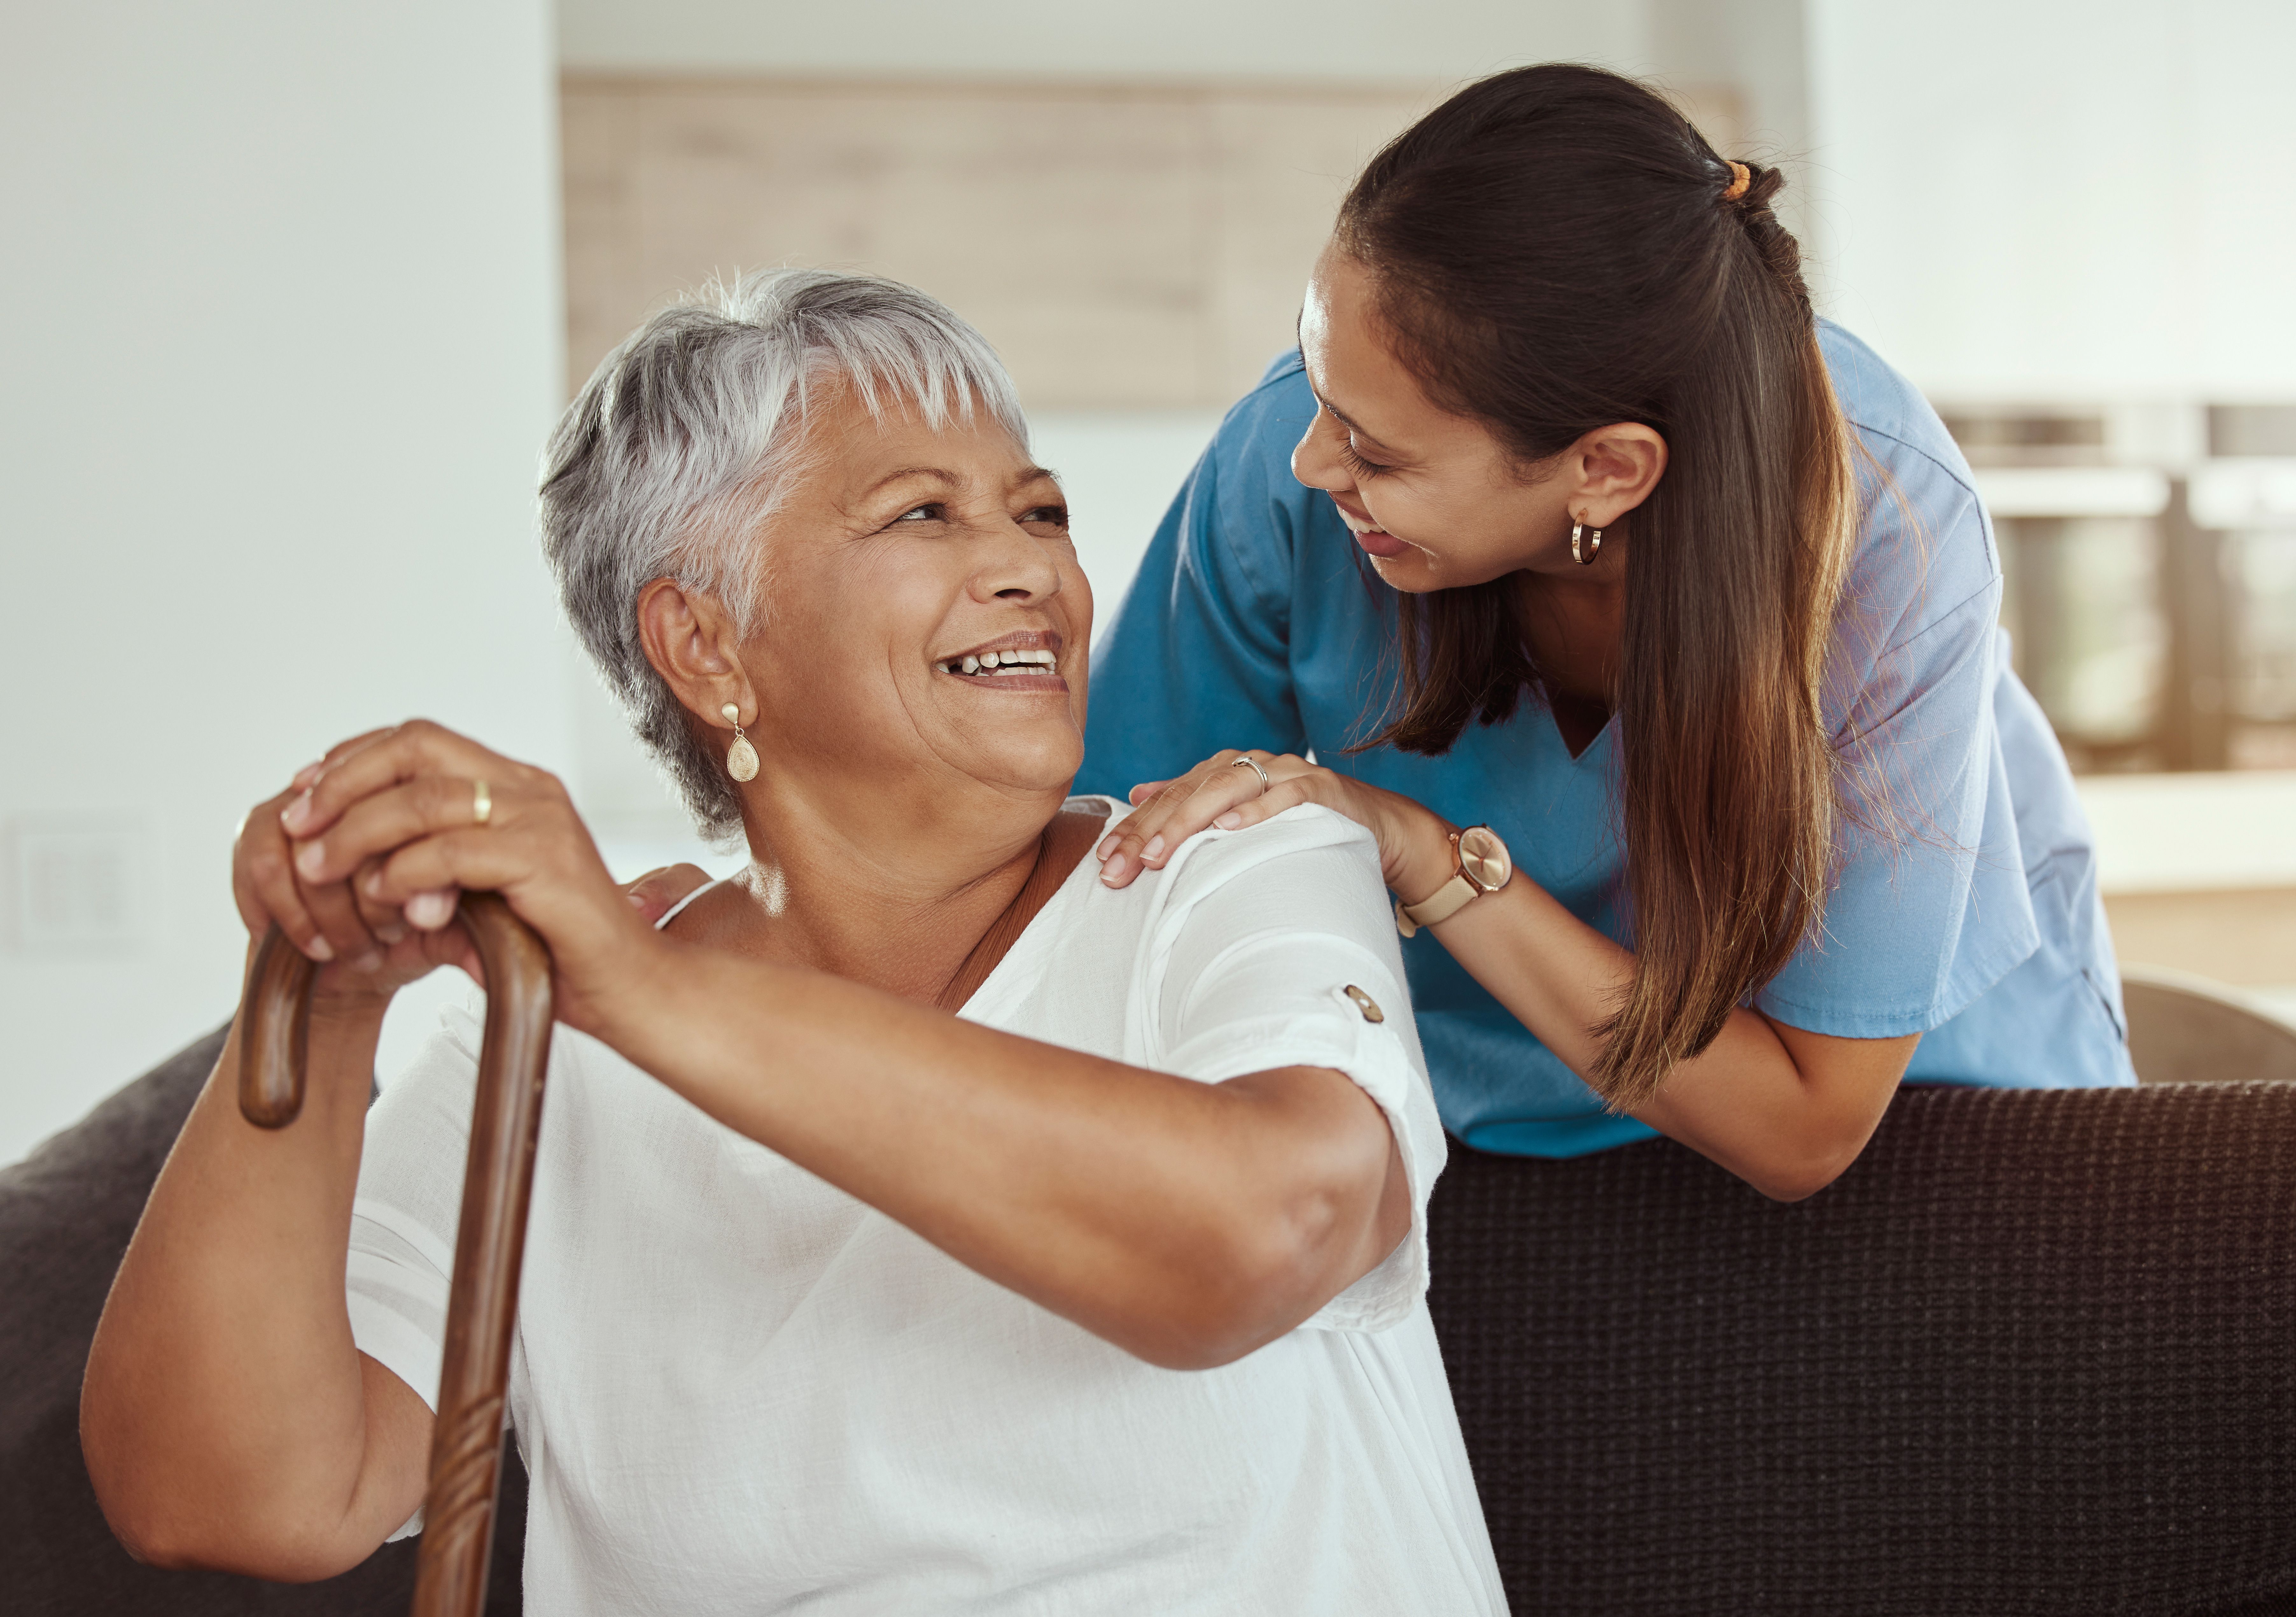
[721,703,759,783]
[1570,514,1603,566]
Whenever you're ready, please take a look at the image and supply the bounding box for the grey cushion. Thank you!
[0,1027,522,1616]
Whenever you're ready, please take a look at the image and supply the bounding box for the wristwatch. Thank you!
[1395,824,1515,937]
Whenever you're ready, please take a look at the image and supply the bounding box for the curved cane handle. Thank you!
[239,925,317,1128]
[237,892,554,1617]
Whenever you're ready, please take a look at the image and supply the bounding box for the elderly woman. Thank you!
[81,270,1503,1614]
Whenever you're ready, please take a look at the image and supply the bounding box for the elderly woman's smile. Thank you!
[932,632,1066,689]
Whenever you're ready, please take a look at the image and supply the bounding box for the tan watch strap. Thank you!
[1396,873,1480,937]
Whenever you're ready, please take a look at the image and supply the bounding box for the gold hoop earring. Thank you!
[721,703,759,783]
[1570,518,1603,566]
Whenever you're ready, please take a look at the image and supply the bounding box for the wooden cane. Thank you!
[241,891,554,1617]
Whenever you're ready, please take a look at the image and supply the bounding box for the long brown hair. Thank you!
[1337,64,1854,1108]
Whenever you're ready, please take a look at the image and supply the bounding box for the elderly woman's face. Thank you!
[742,381,1089,803]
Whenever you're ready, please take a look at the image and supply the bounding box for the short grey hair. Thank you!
[540,268,1029,842]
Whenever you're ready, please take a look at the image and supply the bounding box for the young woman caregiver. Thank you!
[1085,63,2134,1200]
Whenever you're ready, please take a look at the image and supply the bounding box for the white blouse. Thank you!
[345,800,1505,1614]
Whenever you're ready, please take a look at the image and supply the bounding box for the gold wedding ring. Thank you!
[471,778,493,828]
[1230,755,1272,796]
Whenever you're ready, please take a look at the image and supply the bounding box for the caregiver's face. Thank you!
[744,381,1089,801]
[1292,246,1576,593]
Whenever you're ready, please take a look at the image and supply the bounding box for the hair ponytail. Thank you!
[1337,64,1854,1108]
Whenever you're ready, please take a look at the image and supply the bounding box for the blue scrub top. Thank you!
[1079,320,2135,1157]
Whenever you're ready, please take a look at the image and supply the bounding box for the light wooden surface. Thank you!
[2105,886,2296,988]
[561,73,1743,410]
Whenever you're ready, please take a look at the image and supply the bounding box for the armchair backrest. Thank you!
[1426,1082,2296,1616]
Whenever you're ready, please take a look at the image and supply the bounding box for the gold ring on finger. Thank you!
[472,778,493,828]
[1230,755,1272,797]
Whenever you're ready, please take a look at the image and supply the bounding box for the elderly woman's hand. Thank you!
[231,729,468,1009]
[1095,749,1457,904]
[259,720,663,1037]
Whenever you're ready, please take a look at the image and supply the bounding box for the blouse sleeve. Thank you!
[1076,355,1317,796]
[1141,805,1448,1334]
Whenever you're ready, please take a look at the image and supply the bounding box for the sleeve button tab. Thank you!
[1343,985,1384,1024]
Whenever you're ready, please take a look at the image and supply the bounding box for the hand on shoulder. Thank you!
[1095,749,1454,903]
[623,863,714,925]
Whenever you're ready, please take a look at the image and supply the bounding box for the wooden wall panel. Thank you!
[1200,92,1431,402]
[562,76,1431,408]
[561,74,1743,410]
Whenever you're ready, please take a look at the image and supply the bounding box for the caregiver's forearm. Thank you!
[82,991,428,1579]
[602,946,1409,1369]
[1427,877,1914,1200]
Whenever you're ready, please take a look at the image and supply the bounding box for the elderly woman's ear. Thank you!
[637,577,759,731]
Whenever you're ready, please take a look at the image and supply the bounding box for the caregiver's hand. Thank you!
[1098,748,1454,902]
[270,719,661,1037]
[623,862,713,924]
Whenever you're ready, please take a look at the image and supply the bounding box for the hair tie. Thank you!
[1721,161,1751,203]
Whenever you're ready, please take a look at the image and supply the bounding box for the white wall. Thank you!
[0,2,564,1164]
[1809,0,2296,399]
[1648,0,1814,266]
[1034,411,1229,638]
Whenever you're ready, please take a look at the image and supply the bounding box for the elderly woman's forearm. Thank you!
[607,945,1405,1368]
[81,1008,426,1577]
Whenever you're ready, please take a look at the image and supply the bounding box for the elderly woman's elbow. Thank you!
[94,1490,248,1578]
[97,1499,189,1571]
[1132,1316,1289,1374]
[86,1442,372,1583]
[111,1510,373,1584]
[1129,1328,1263,1374]
[1127,1218,1344,1372]
[95,1490,305,1581]
[82,1416,184,1567]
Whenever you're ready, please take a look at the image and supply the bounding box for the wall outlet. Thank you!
[5,820,148,953]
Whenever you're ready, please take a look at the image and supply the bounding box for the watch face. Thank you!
[1457,825,1513,892]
